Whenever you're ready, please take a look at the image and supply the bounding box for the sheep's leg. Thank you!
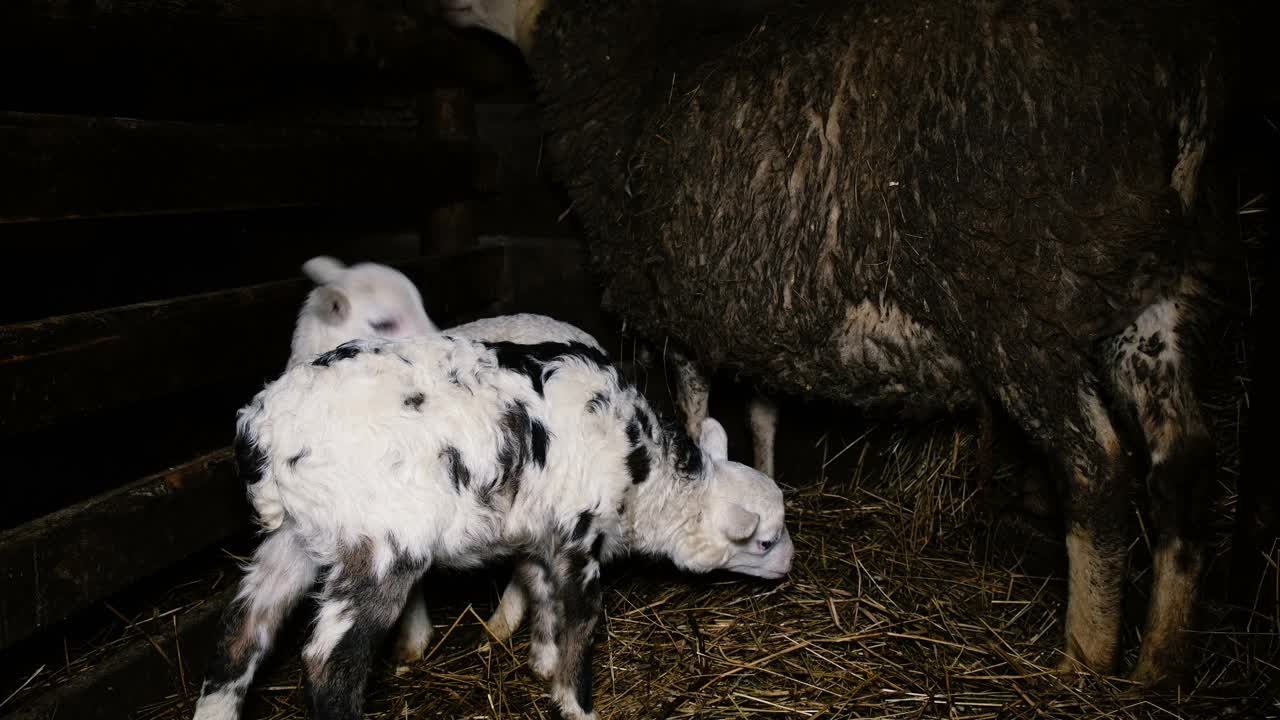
[548,544,604,720]
[1108,298,1215,689]
[748,391,778,477]
[669,348,710,438]
[1054,386,1132,679]
[478,575,530,651]
[192,531,318,720]
[392,580,433,665]
[519,559,560,679]
[302,546,424,720]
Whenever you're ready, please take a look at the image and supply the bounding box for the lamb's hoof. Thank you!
[392,631,432,667]
[530,648,556,681]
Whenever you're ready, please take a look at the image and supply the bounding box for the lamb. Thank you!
[287,255,438,366]
[436,0,1236,689]
[191,333,792,720]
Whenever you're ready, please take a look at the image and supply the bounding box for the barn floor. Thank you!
[5,320,1267,720]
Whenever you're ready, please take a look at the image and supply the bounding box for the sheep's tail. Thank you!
[233,403,287,533]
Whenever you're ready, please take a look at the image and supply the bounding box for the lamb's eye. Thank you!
[370,319,398,333]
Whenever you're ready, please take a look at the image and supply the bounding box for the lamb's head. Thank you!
[288,256,438,365]
[436,0,545,52]
[672,418,793,580]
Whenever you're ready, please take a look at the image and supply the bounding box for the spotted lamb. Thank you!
[191,332,793,720]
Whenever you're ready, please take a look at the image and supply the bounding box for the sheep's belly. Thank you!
[787,297,977,419]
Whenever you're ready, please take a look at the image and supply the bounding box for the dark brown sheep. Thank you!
[439,0,1238,694]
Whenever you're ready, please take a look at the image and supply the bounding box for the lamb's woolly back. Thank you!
[449,313,604,350]
[288,256,438,366]
[237,332,790,577]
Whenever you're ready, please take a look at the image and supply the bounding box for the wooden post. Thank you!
[420,88,478,256]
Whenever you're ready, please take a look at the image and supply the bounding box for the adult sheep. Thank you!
[437,0,1236,689]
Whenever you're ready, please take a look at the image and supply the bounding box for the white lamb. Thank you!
[191,332,792,720]
[287,255,438,366]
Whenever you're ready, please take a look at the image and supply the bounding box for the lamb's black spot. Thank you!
[625,419,651,484]
[372,346,383,354]
[396,353,413,365]
[496,401,534,497]
[531,420,550,467]
[572,511,593,541]
[587,391,610,414]
[635,408,653,439]
[287,448,309,469]
[404,392,426,411]
[590,534,605,560]
[666,416,705,480]
[575,642,595,714]
[440,446,470,492]
[234,431,269,487]
[312,341,363,367]
[485,340,611,396]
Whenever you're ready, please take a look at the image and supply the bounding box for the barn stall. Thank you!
[0,0,1277,718]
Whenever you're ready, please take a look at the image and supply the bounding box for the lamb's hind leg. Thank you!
[1109,297,1215,689]
[547,541,604,720]
[192,530,318,720]
[302,541,424,720]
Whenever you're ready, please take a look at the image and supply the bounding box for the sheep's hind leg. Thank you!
[1053,386,1132,680]
[192,530,318,720]
[302,544,424,720]
[1108,297,1215,689]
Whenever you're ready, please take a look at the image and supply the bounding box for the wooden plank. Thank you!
[0,112,498,224]
[1,584,237,720]
[0,451,245,652]
[0,246,506,434]
[0,2,525,98]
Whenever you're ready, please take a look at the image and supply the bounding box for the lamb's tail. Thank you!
[234,403,287,533]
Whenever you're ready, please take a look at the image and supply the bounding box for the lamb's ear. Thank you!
[717,502,760,542]
[312,286,350,326]
[699,417,729,461]
[302,256,346,285]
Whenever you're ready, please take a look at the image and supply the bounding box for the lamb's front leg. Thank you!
[392,580,434,666]
[547,544,604,720]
